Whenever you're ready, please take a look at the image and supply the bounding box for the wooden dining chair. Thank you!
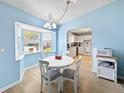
[39,59,61,93]
[61,56,81,93]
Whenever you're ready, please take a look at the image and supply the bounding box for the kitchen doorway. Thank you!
[67,27,92,57]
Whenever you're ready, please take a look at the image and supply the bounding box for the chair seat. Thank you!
[62,68,75,79]
[43,69,61,81]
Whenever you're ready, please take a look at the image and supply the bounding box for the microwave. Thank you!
[97,48,112,57]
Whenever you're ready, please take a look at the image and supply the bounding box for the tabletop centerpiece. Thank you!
[55,51,62,60]
[55,55,62,60]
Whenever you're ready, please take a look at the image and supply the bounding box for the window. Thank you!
[15,22,56,61]
[41,32,52,52]
[23,31,40,54]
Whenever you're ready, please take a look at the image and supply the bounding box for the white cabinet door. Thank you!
[69,47,76,57]
[78,47,84,54]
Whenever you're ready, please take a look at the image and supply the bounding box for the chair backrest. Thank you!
[39,59,49,76]
[75,56,81,75]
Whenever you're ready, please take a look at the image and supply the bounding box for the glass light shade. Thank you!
[48,25,52,29]
[43,22,50,28]
[52,23,57,29]
[43,22,57,29]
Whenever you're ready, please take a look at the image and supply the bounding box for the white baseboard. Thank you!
[24,63,38,71]
[0,80,20,92]
[20,69,25,81]
[0,63,39,93]
[20,63,38,81]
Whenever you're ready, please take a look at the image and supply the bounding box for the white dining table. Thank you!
[43,56,74,68]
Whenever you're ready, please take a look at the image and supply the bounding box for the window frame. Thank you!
[15,22,56,61]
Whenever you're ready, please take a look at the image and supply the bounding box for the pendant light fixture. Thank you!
[43,0,78,29]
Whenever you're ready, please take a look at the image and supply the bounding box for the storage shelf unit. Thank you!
[97,56,117,83]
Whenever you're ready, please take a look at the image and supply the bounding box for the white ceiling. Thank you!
[71,27,92,34]
[0,0,113,24]
[70,27,92,36]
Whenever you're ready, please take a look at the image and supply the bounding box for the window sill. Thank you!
[24,51,41,55]
[16,51,41,61]
[16,55,25,61]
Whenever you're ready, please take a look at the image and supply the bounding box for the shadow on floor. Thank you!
[118,79,124,89]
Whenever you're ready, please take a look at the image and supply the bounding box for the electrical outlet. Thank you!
[0,48,5,53]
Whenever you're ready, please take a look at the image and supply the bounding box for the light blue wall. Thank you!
[58,0,124,77]
[24,53,41,68]
[0,1,57,89]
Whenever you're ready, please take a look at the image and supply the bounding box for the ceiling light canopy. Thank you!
[43,0,78,29]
